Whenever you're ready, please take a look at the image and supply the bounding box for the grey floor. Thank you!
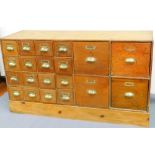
[0,93,155,128]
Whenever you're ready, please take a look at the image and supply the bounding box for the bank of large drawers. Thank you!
[2,40,152,111]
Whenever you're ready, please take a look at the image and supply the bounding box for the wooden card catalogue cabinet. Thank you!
[0,31,153,127]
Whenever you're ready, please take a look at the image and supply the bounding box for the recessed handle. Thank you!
[40,46,49,52]
[41,62,50,68]
[25,62,33,68]
[59,63,68,69]
[87,89,97,95]
[124,92,135,98]
[58,46,68,53]
[10,76,18,82]
[27,77,35,83]
[22,45,31,51]
[6,45,14,51]
[8,61,16,67]
[85,57,96,63]
[44,94,53,100]
[43,78,51,84]
[61,79,69,86]
[61,94,70,101]
[125,58,136,64]
[13,91,20,96]
[28,92,36,98]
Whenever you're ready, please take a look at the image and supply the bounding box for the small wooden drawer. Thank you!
[56,75,73,89]
[23,72,38,87]
[24,87,40,102]
[2,40,19,56]
[74,75,109,108]
[38,73,55,89]
[4,56,20,71]
[111,78,149,110]
[20,56,37,72]
[35,40,53,56]
[6,71,23,85]
[40,89,56,103]
[54,58,73,75]
[74,42,110,75]
[8,86,24,101]
[37,56,54,72]
[19,40,35,56]
[111,42,151,77]
[54,42,72,57]
[57,89,74,105]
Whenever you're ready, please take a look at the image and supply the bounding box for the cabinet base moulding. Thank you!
[9,100,149,127]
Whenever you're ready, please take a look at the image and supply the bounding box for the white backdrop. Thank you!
[0,0,154,93]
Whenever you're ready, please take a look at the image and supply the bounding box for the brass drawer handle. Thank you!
[28,92,36,98]
[58,46,68,53]
[87,89,97,95]
[44,94,53,100]
[8,61,16,67]
[125,58,136,64]
[85,45,96,50]
[13,91,20,96]
[124,92,135,98]
[22,45,31,51]
[40,46,49,52]
[61,94,70,101]
[27,77,35,83]
[41,62,50,68]
[25,62,33,68]
[43,78,51,84]
[61,79,69,86]
[59,63,68,69]
[6,45,14,51]
[10,76,18,82]
[86,57,96,63]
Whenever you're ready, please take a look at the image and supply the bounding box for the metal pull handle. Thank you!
[6,45,14,51]
[86,57,96,63]
[59,63,68,69]
[61,94,70,101]
[27,77,35,83]
[58,46,68,53]
[61,80,69,86]
[22,45,31,51]
[8,61,16,67]
[41,62,50,68]
[10,76,18,82]
[25,62,33,68]
[44,94,53,100]
[43,78,51,84]
[125,58,136,64]
[87,89,97,95]
[28,92,36,98]
[124,92,135,98]
[40,46,49,52]
[13,91,20,97]
[85,45,96,50]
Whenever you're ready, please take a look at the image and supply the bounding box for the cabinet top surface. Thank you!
[1,30,153,41]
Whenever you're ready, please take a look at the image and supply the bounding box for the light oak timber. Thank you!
[10,100,149,127]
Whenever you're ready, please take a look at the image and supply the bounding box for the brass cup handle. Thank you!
[28,92,36,98]
[25,62,33,68]
[58,46,68,53]
[40,46,49,52]
[125,58,136,64]
[8,61,16,67]
[43,79,51,84]
[87,89,97,95]
[59,63,68,69]
[10,76,18,82]
[22,45,31,51]
[85,57,96,63]
[44,94,53,100]
[13,91,20,97]
[61,94,70,101]
[6,45,14,51]
[41,63,50,68]
[61,80,69,86]
[124,92,135,98]
[27,77,35,83]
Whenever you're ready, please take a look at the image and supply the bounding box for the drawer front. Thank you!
[19,40,35,56]
[111,78,149,110]
[8,86,23,101]
[111,42,151,77]
[6,71,23,85]
[35,40,53,56]
[57,89,74,105]
[2,40,19,56]
[37,56,54,72]
[24,87,40,102]
[20,56,37,72]
[38,73,55,89]
[74,75,109,108]
[54,42,72,57]
[4,56,20,71]
[23,72,38,87]
[54,58,73,75]
[74,42,110,75]
[40,89,56,103]
[56,75,73,89]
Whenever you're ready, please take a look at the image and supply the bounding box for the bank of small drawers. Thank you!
[2,40,152,111]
